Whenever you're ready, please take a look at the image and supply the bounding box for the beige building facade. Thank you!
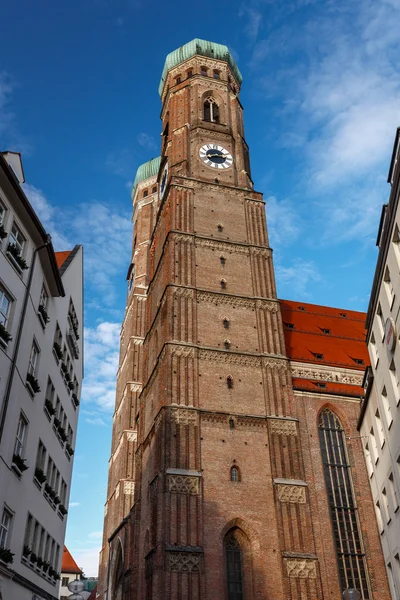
[0,152,83,600]
[360,128,400,599]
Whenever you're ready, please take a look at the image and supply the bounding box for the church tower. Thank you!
[98,40,390,600]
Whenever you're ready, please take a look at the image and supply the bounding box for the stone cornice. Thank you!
[290,360,364,386]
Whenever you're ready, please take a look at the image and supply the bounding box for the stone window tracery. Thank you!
[204,98,220,123]
[318,409,370,598]
[225,531,243,599]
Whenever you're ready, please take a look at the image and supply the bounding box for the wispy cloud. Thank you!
[251,0,400,248]
[265,195,302,247]
[239,5,263,41]
[83,322,120,412]
[69,502,81,508]
[88,531,103,539]
[276,258,321,298]
[23,183,70,249]
[137,132,157,151]
[106,148,135,177]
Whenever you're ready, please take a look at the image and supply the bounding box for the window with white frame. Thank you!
[23,514,33,548]
[14,413,28,457]
[0,286,12,329]
[375,409,385,448]
[0,201,6,226]
[387,563,397,600]
[389,359,400,405]
[35,440,47,471]
[381,385,393,429]
[0,508,12,549]
[381,487,391,523]
[375,500,384,533]
[370,332,379,368]
[9,222,26,255]
[364,443,374,478]
[388,472,399,513]
[384,267,394,304]
[39,284,48,309]
[45,378,55,407]
[370,427,379,463]
[393,224,400,268]
[28,341,39,376]
[60,480,67,506]
[377,304,385,338]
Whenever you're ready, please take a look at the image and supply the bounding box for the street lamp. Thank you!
[343,589,361,600]
[68,578,84,600]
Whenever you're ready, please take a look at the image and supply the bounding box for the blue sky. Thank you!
[2,0,400,576]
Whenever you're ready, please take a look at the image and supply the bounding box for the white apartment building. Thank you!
[0,151,83,600]
[359,128,400,600]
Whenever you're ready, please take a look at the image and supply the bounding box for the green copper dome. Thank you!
[132,156,161,198]
[158,38,242,97]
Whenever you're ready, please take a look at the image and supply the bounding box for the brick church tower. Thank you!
[98,40,390,600]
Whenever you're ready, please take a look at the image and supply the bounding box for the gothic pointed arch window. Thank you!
[225,530,244,599]
[318,409,370,598]
[204,98,220,123]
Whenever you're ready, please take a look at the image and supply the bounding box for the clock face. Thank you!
[199,144,233,169]
[159,162,168,199]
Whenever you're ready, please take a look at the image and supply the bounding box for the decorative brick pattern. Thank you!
[167,474,200,495]
[277,484,306,503]
[167,552,202,573]
[270,419,298,436]
[286,559,317,579]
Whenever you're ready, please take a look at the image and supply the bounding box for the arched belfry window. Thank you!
[204,98,220,123]
[318,409,370,598]
[225,531,244,599]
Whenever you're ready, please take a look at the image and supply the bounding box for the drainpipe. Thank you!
[0,236,51,445]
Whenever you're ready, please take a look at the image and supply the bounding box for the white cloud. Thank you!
[69,502,81,508]
[239,5,263,41]
[23,183,70,249]
[70,546,101,578]
[276,258,321,298]
[82,322,120,412]
[88,531,103,539]
[251,0,400,246]
[265,195,302,246]
[137,132,157,151]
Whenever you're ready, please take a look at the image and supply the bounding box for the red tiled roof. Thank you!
[280,299,369,370]
[62,546,82,574]
[280,299,369,399]
[87,587,97,600]
[292,378,364,397]
[55,250,73,269]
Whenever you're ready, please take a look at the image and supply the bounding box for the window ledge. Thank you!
[0,337,9,350]
[6,250,24,275]
[52,348,60,364]
[37,311,47,329]
[11,462,23,478]
[33,477,43,491]
[43,406,52,422]
[25,380,36,398]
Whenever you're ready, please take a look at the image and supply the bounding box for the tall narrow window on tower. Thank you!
[225,531,244,600]
[318,409,370,599]
[203,99,220,123]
